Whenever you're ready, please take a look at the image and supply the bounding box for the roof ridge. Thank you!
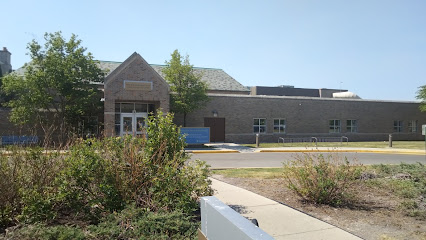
[150,64,222,70]
[98,60,222,70]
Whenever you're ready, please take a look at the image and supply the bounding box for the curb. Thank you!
[186,150,239,154]
[256,149,425,155]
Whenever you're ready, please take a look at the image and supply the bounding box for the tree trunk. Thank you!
[183,112,187,127]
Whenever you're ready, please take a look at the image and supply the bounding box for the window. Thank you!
[346,120,358,133]
[408,120,417,133]
[393,120,403,132]
[253,118,266,133]
[329,120,341,133]
[115,102,155,136]
[273,119,286,133]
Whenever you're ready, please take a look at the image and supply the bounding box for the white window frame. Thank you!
[329,119,341,133]
[408,120,417,133]
[346,120,358,133]
[393,120,403,133]
[253,118,266,134]
[273,119,286,133]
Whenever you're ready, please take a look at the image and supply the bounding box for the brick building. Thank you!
[101,53,426,143]
[3,51,426,143]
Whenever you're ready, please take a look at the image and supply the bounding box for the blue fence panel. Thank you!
[1,136,39,145]
[180,127,210,144]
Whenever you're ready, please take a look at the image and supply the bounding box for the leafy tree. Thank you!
[162,50,209,126]
[1,32,105,144]
[417,85,426,112]
[0,68,4,106]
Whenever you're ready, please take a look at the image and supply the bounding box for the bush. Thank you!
[0,147,63,228]
[283,152,363,206]
[2,223,86,240]
[1,111,212,235]
[3,206,198,240]
[88,205,198,239]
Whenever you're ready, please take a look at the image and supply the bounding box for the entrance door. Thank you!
[204,118,225,142]
[121,112,148,136]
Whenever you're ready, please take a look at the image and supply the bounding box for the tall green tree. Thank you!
[1,32,105,144]
[0,68,4,106]
[162,50,208,126]
[417,85,426,112]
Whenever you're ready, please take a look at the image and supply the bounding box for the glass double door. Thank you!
[120,112,148,136]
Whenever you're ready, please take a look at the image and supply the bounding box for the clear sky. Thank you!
[2,0,425,101]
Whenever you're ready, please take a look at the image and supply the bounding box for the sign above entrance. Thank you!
[124,80,153,91]
[180,127,210,144]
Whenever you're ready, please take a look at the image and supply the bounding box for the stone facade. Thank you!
[104,53,169,136]
[0,47,12,76]
[175,94,426,143]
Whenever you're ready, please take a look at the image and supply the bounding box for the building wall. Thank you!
[250,86,346,98]
[0,109,21,136]
[104,53,169,136]
[0,47,12,75]
[251,86,321,97]
[177,94,426,143]
[207,90,250,95]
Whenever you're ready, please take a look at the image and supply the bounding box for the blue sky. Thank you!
[3,0,426,101]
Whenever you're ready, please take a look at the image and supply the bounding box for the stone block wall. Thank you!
[104,53,169,136]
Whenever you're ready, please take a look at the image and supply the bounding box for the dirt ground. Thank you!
[212,175,426,240]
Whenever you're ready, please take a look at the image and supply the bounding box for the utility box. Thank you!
[423,124,426,136]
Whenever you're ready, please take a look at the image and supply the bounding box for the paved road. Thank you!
[189,152,426,168]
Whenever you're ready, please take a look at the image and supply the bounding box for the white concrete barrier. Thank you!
[200,196,274,240]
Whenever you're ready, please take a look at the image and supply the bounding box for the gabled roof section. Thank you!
[104,52,169,89]
[98,60,249,92]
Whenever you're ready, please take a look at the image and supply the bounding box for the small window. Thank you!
[408,120,417,133]
[329,120,341,133]
[253,118,266,133]
[346,120,358,133]
[393,120,403,132]
[273,119,286,133]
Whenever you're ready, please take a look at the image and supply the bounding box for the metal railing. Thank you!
[278,137,318,147]
[278,136,348,146]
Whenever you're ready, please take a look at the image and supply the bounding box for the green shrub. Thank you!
[0,147,62,229]
[283,152,363,206]
[56,139,127,223]
[3,223,86,240]
[3,206,198,240]
[1,111,212,234]
[88,205,198,240]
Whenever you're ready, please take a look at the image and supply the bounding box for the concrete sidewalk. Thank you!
[211,178,362,240]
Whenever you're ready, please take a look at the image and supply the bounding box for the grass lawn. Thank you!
[243,141,426,149]
[212,163,426,219]
[212,163,426,239]
[212,168,283,179]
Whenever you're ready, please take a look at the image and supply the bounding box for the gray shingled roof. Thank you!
[99,61,249,92]
[14,60,249,92]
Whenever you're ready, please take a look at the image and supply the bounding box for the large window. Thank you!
[329,120,341,133]
[346,120,358,133]
[115,102,155,136]
[393,120,403,132]
[273,119,286,133]
[408,120,417,133]
[253,118,266,133]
